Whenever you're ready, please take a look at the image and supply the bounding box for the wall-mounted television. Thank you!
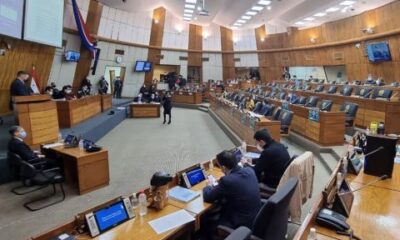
[64,51,80,62]
[134,61,152,72]
[367,42,392,63]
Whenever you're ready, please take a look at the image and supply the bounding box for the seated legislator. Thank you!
[149,92,161,103]
[245,96,255,110]
[201,151,261,239]
[251,129,291,189]
[61,85,77,100]
[133,93,144,103]
[8,126,59,169]
[9,71,32,110]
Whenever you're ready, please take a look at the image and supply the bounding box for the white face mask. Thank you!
[65,90,72,94]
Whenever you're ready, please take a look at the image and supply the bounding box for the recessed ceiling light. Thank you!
[185,0,197,3]
[194,16,198,20]
[183,17,191,21]
[252,6,264,11]
[246,11,257,16]
[231,26,238,30]
[304,17,315,21]
[326,7,340,12]
[233,23,242,26]
[295,21,305,25]
[340,1,355,5]
[267,6,272,10]
[237,19,246,23]
[314,12,327,17]
[242,15,252,20]
[183,13,192,17]
[185,4,195,9]
[184,9,194,13]
[258,0,271,5]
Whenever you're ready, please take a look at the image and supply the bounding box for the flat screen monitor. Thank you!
[24,0,64,47]
[143,62,152,72]
[94,201,129,233]
[64,134,77,145]
[64,51,80,62]
[134,61,152,72]
[186,167,206,187]
[367,42,392,63]
[0,0,24,39]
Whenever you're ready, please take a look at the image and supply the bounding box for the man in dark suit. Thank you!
[162,91,172,124]
[251,129,291,189]
[201,151,261,239]
[8,126,58,168]
[9,71,32,110]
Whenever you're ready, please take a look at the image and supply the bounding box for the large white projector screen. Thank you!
[0,0,24,39]
[24,0,64,47]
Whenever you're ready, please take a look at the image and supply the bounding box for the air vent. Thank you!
[156,54,164,59]
[202,57,209,62]
[179,56,188,61]
[115,49,125,55]
[234,58,241,62]
[333,52,344,60]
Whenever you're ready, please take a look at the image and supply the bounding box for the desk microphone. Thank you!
[339,174,388,196]
[363,146,384,158]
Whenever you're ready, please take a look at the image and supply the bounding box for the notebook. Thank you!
[168,186,200,203]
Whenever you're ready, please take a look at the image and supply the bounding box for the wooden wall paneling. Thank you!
[220,26,235,80]
[0,37,55,114]
[145,7,166,85]
[72,0,103,91]
[188,24,203,67]
[255,25,267,82]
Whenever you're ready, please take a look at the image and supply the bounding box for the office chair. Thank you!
[303,85,311,91]
[305,96,319,108]
[9,152,65,211]
[327,86,338,94]
[372,89,392,101]
[278,92,286,100]
[340,86,353,96]
[281,84,288,89]
[319,100,333,112]
[269,91,277,99]
[253,102,263,114]
[279,110,294,135]
[314,85,324,93]
[356,88,372,98]
[218,178,299,240]
[271,107,282,120]
[224,227,252,240]
[288,85,296,90]
[340,102,359,127]
[260,104,275,116]
[296,96,307,105]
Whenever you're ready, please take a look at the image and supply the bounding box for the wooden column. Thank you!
[255,24,267,83]
[145,7,166,85]
[72,0,103,91]
[220,26,235,80]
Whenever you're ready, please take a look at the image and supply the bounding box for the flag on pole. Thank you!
[30,65,40,94]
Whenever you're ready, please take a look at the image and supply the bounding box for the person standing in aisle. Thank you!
[162,91,172,124]
[113,76,123,98]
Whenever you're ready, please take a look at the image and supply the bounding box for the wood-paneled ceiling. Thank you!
[99,0,396,32]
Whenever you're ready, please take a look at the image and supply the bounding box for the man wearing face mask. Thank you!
[201,151,261,239]
[251,129,291,189]
[8,126,59,169]
[9,71,32,110]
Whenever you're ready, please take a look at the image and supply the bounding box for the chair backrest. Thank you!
[298,96,307,105]
[340,102,359,118]
[305,96,319,107]
[278,92,286,100]
[372,89,392,100]
[8,152,37,180]
[272,107,282,120]
[356,88,372,98]
[279,110,294,127]
[224,226,252,240]
[253,102,263,114]
[341,86,353,96]
[319,100,333,112]
[327,86,338,94]
[315,85,324,92]
[252,178,299,240]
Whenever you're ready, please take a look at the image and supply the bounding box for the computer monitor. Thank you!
[93,200,129,233]
[182,166,207,188]
[64,134,77,145]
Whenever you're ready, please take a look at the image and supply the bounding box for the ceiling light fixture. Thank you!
[183,17,191,21]
[310,37,317,43]
[233,23,242,26]
[326,7,340,12]
[246,11,257,16]
[314,12,327,17]
[185,4,195,9]
[304,17,315,21]
[185,0,197,3]
[295,21,305,25]
[340,1,355,6]
[183,13,192,17]
[184,9,194,13]
[267,6,271,10]
[258,0,271,5]
[252,6,264,11]
[237,19,246,23]
[241,15,252,20]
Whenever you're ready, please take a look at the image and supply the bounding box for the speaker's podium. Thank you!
[13,95,59,148]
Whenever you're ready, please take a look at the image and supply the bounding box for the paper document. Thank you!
[248,112,263,118]
[168,186,200,203]
[148,209,195,234]
[395,157,400,164]
[42,142,63,149]
[244,152,261,159]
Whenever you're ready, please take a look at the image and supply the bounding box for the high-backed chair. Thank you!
[218,178,299,240]
[372,89,392,101]
[303,85,311,91]
[305,96,319,108]
[319,100,333,112]
[356,88,372,98]
[278,92,286,100]
[269,91,277,99]
[271,107,282,120]
[340,102,359,127]
[340,86,353,96]
[259,104,274,116]
[314,85,324,92]
[279,110,294,135]
[224,227,252,240]
[327,86,338,94]
[9,152,65,211]
[297,96,307,105]
[253,102,263,114]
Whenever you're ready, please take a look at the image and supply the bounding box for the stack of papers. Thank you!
[244,152,261,159]
[42,142,63,149]
[168,186,200,203]
[148,209,195,234]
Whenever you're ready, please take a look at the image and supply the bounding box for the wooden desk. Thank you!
[130,103,161,118]
[172,91,202,104]
[13,95,59,147]
[100,94,112,112]
[294,163,400,240]
[209,96,281,144]
[56,95,101,128]
[44,145,109,195]
[240,81,257,90]
[268,99,345,146]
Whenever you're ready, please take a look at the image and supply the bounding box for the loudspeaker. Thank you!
[364,134,398,178]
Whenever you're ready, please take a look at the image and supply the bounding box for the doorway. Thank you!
[104,66,126,94]
[188,66,202,84]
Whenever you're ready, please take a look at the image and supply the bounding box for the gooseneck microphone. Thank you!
[339,174,388,196]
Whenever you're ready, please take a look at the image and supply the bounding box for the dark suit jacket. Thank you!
[9,79,32,110]
[162,97,172,110]
[203,166,261,228]
[8,138,38,161]
[253,141,291,188]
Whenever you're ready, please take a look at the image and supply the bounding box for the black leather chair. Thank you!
[340,86,353,96]
[319,100,333,112]
[224,227,252,240]
[327,86,338,94]
[271,107,282,120]
[218,178,299,240]
[340,102,359,127]
[297,96,307,105]
[9,152,65,211]
[356,88,372,98]
[279,110,294,134]
[372,89,392,100]
[278,92,286,100]
[314,85,324,92]
[259,104,274,116]
[253,102,263,114]
[305,96,319,108]
[303,85,311,91]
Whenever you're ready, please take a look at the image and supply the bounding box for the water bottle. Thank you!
[138,192,147,216]
[131,193,139,209]
[336,172,343,190]
[241,141,247,154]
[209,160,214,170]
[78,135,84,150]
[308,228,317,240]
[58,132,63,143]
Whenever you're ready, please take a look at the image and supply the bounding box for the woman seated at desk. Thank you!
[245,96,255,110]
